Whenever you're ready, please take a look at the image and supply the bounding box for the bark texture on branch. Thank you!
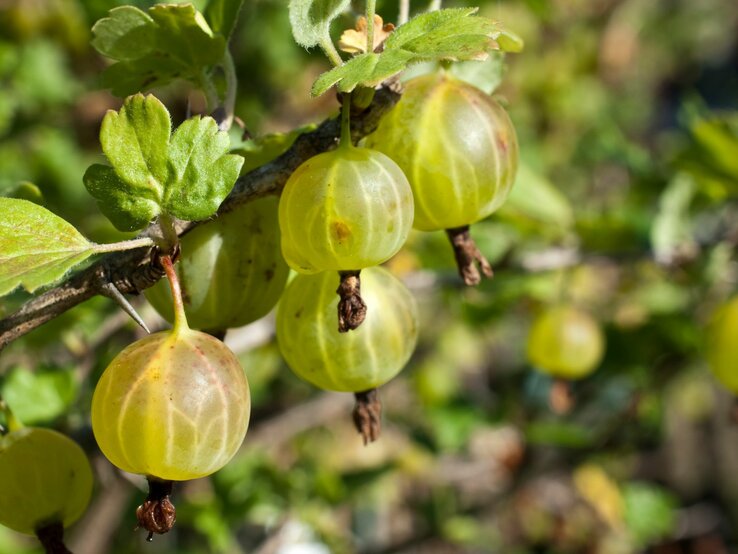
[0,87,401,351]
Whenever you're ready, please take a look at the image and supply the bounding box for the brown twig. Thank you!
[0,87,401,351]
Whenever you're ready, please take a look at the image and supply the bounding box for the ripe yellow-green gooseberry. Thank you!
[707,295,738,394]
[0,416,93,538]
[145,196,289,332]
[91,257,250,482]
[276,267,418,392]
[365,71,519,232]
[527,306,605,380]
[278,143,414,275]
[365,71,519,285]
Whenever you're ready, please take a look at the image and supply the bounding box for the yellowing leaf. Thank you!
[573,464,625,530]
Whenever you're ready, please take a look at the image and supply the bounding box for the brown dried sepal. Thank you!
[339,15,395,54]
[353,388,382,445]
[136,478,176,541]
[445,226,493,286]
[35,521,71,554]
[337,270,367,332]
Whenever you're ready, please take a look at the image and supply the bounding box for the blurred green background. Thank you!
[1,0,738,552]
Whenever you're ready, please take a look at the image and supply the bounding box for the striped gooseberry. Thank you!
[527,306,605,381]
[0,417,93,544]
[278,144,413,275]
[365,71,519,284]
[91,256,250,537]
[276,266,418,392]
[145,196,289,332]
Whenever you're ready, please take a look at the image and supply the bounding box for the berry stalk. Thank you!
[445,226,493,285]
[160,254,189,334]
[35,521,72,554]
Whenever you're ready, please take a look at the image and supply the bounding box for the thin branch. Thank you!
[398,0,410,25]
[0,87,401,352]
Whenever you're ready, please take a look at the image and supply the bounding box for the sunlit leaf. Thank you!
[289,0,350,48]
[0,198,95,295]
[84,94,243,231]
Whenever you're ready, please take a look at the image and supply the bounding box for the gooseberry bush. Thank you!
[2,0,737,549]
[0,0,528,549]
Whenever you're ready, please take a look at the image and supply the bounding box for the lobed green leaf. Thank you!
[311,8,524,96]
[92,4,225,96]
[289,0,350,48]
[164,115,245,221]
[0,198,96,295]
[83,94,244,231]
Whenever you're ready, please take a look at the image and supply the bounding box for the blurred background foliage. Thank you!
[1,0,738,552]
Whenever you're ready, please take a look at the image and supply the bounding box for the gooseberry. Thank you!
[527,306,605,380]
[145,196,289,332]
[0,424,93,537]
[278,144,414,274]
[92,257,250,482]
[365,71,519,284]
[275,267,418,392]
[367,72,518,231]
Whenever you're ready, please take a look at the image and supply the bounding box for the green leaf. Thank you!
[384,8,479,50]
[83,164,161,231]
[91,6,157,62]
[501,163,574,228]
[1,366,78,425]
[204,0,245,38]
[312,49,415,96]
[84,94,243,231]
[289,0,350,48]
[92,4,225,96]
[164,115,244,221]
[0,198,95,295]
[651,173,697,265]
[310,9,524,96]
[84,94,169,230]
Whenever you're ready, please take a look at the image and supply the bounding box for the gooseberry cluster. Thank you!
[1,3,531,546]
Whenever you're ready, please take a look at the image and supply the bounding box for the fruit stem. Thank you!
[365,0,377,53]
[353,388,381,444]
[156,214,179,255]
[160,255,189,334]
[445,226,493,286]
[339,93,353,149]
[136,478,176,541]
[0,396,23,433]
[336,270,367,332]
[35,521,71,554]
